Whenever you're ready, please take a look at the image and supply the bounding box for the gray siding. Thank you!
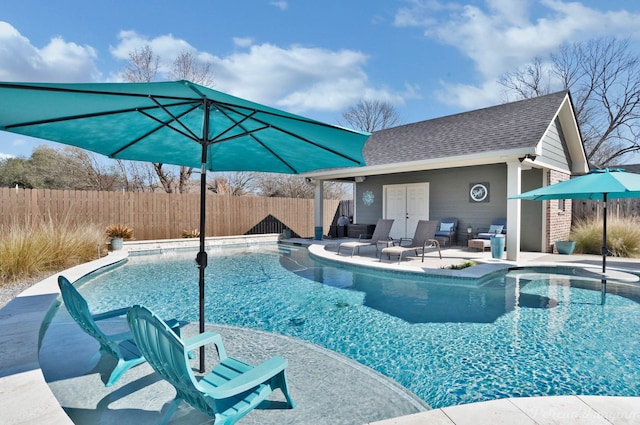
[540,119,571,171]
[354,164,508,237]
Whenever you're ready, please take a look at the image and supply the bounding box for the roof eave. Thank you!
[304,148,537,179]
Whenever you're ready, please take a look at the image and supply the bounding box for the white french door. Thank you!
[383,183,430,239]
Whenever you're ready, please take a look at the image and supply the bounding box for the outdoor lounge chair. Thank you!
[434,217,458,247]
[337,218,394,257]
[380,220,442,263]
[477,218,507,239]
[126,304,295,425]
[57,275,182,387]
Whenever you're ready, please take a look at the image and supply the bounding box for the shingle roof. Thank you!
[612,164,640,173]
[363,91,569,166]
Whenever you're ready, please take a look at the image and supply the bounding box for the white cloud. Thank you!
[109,30,216,79]
[394,0,640,109]
[233,37,254,48]
[110,32,408,114]
[0,152,14,160]
[212,43,374,111]
[270,1,288,11]
[0,21,100,82]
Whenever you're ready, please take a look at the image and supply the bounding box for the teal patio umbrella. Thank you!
[0,80,369,370]
[510,168,640,274]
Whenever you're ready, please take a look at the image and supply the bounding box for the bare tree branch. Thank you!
[340,99,401,132]
[123,45,159,83]
[499,37,640,167]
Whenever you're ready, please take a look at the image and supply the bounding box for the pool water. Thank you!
[74,244,640,408]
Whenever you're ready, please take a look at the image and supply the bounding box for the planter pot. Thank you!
[490,235,505,259]
[555,240,576,255]
[110,237,124,251]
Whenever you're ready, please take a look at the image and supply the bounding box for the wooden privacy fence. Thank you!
[0,188,340,240]
[573,198,640,222]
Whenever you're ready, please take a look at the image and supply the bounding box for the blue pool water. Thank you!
[74,244,640,408]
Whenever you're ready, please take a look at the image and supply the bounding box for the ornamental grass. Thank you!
[0,218,105,284]
[105,224,134,240]
[570,217,640,258]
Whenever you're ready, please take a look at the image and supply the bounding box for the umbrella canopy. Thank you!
[0,80,368,172]
[510,168,640,273]
[0,80,370,370]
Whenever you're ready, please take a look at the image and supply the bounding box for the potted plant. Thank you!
[106,224,134,250]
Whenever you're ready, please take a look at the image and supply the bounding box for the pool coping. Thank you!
[2,235,640,424]
[0,234,278,424]
[0,250,128,424]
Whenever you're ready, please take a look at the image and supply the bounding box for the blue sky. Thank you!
[1,0,640,159]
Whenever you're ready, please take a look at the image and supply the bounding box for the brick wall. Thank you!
[545,170,572,253]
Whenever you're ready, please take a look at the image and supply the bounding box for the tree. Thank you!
[170,51,215,88]
[122,45,159,83]
[209,172,255,196]
[499,37,640,167]
[340,99,401,132]
[0,156,31,188]
[63,147,123,191]
[0,146,123,190]
[254,174,351,199]
[115,160,161,192]
[121,46,216,193]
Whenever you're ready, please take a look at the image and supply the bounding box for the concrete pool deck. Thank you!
[1,234,640,424]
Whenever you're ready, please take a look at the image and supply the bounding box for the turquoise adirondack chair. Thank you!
[126,305,295,425]
[57,276,180,387]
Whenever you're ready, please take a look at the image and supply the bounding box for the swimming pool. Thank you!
[71,244,640,408]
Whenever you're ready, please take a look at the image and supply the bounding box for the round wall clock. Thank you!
[470,183,488,202]
[362,190,375,206]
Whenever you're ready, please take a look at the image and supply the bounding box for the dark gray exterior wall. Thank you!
[353,164,509,241]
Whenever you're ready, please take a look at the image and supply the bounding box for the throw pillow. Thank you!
[440,222,454,232]
[488,224,504,234]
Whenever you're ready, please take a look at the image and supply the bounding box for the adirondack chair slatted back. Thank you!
[127,305,216,417]
[58,276,122,361]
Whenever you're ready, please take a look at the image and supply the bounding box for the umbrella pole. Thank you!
[602,193,607,274]
[195,104,210,373]
[196,160,207,373]
[600,193,608,304]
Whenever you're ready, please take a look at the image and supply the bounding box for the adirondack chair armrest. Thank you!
[183,332,222,350]
[209,356,288,399]
[183,332,228,360]
[92,307,130,321]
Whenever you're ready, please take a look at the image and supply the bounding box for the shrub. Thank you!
[571,217,640,258]
[0,219,105,284]
[445,261,476,270]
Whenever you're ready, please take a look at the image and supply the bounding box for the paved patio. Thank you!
[1,234,640,424]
